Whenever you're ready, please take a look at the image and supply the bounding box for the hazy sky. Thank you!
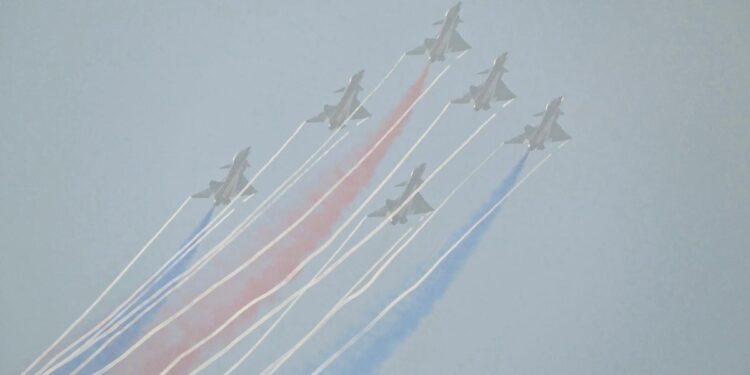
[1,0,749,374]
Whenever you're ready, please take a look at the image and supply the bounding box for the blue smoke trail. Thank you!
[322,152,529,375]
[52,207,214,375]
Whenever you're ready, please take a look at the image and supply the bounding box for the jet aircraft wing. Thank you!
[409,193,434,215]
[451,90,474,104]
[238,176,257,196]
[192,188,213,198]
[406,38,437,55]
[349,98,371,120]
[548,122,571,142]
[368,204,390,218]
[494,80,516,101]
[448,30,471,52]
[307,112,328,123]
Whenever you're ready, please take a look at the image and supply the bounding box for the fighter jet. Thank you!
[452,53,515,110]
[407,2,471,62]
[193,147,257,206]
[505,97,571,150]
[368,163,434,225]
[307,70,371,130]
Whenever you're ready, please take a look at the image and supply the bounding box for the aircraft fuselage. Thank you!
[330,72,364,129]
[428,5,462,62]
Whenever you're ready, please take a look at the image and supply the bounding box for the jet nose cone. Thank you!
[495,53,507,65]
[412,162,427,176]
[236,146,251,159]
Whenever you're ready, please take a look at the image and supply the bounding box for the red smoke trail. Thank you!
[125,66,429,374]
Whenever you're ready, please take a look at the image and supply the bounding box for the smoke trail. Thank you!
[23,198,192,375]
[323,152,529,375]
[48,208,215,375]
[131,67,430,374]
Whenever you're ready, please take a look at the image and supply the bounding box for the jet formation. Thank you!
[25,4,579,375]
[452,53,515,110]
[193,147,257,206]
[506,96,571,150]
[196,3,570,211]
[407,2,471,62]
[368,163,434,225]
[307,70,371,130]
[196,3,569,211]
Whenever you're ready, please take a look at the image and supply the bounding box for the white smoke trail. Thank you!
[292,132,350,192]
[217,226,414,375]
[37,205,237,375]
[353,53,406,118]
[262,127,501,375]
[21,197,192,375]
[156,76,454,375]
[64,209,236,375]
[37,122,312,374]
[312,150,560,375]
[240,130,340,225]
[86,61,441,375]
[354,118,368,127]
[218,217,379,375]
[263,144,506,374]
[39,54,407,375]
[36,120,309,375]
[191,112,495,375]
[58,130,341,375]
[253,143,505,375]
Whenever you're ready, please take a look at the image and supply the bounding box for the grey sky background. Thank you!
[1,0,749,374]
